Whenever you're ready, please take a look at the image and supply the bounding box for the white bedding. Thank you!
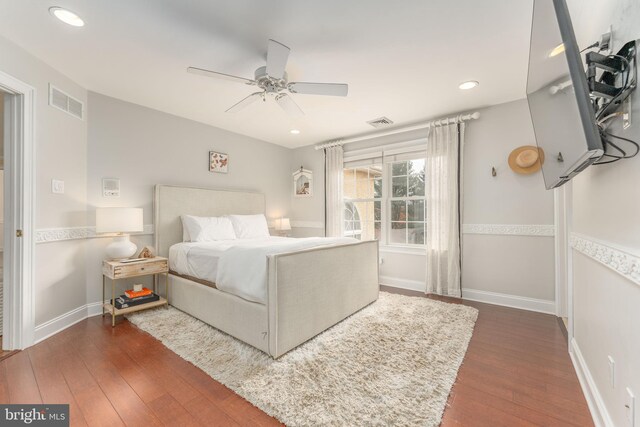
[169,236,358,303]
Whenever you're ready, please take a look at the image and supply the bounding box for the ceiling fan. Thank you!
[187,39,348,117]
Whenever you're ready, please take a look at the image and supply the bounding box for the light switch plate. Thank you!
[51,179,64,194]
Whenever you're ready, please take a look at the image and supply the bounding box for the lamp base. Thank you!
[105,234,138,260]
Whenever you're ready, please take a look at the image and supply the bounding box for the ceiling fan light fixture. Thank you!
[459,80,479,90]
[290,129,301,135]
[49,7,85,27]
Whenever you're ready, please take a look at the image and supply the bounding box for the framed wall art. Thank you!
[209,151,229,173]
[293,167,312,197]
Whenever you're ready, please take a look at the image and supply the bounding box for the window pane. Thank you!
[390,201,406,221]
[343,169,355,197]
[374,201,381,221]
[373,178,382,198]
[390,222,407,244]
[359,201,374,223]
[392,161,407,176]
[408,159,425,175]
[408,159,425,197]
[374,222,381,240]
[408,222,425,244]
[407,200,425,221]
[392,176,407,197]
[355,168,371,199]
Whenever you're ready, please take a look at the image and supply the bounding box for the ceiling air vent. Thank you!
[49,84,84,120]
[367,116,394,128]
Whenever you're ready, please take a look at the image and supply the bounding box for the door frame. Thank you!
[1,70,36,350]
[554,181,573,344]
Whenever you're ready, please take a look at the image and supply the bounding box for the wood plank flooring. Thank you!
[0,288,593,426]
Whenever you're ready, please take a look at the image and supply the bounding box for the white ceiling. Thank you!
[0,0,533,148]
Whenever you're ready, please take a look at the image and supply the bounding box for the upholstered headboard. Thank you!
[154,185,266,257]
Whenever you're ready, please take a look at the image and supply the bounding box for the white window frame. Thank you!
[342,141,427,254]
[385,158,427,248]
[342,165,382,242]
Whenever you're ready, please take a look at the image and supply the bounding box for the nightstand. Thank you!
[102,257,169,327]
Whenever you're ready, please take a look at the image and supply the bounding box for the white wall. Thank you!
[566,0,640,425]
[290,99,556,304]
[85,92,293,304]
[462,99,555,302]
[0,35,88,326]
[290,145,325,237]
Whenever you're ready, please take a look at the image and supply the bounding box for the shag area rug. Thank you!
[127,292,478,426]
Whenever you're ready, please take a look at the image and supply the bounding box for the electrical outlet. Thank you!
[51,179,64,194]
[626,387,635,426]
[608,356,615,388]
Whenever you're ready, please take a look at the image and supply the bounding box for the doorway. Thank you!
[0,70,36,351]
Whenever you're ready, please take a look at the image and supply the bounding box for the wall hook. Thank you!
[491,167,497,177]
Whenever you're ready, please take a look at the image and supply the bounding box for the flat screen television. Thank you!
[526,0,604,189]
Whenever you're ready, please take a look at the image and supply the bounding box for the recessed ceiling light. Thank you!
[458,81,479,90]
[290,129,301,135]
[49,7,85,27]
[548,43,565,58]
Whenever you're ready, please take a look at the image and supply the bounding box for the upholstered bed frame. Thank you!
[154,185,379,358]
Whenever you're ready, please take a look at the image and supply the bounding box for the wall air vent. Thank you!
[48,84,84,120]
[367,116,394,128]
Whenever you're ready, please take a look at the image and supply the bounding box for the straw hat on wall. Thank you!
[508,146,545,174]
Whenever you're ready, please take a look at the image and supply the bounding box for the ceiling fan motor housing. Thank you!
[254,66,288,93]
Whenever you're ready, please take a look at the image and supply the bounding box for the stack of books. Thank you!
[113,287,159,309]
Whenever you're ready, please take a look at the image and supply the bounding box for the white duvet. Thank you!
[170,236,357,304]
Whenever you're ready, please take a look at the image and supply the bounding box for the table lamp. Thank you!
[96,207,143,260]
[275,217,291,237]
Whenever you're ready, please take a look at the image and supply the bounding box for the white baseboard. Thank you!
[461,288,556,314]
[570,338,613,427]
[34,301,105,344]
[380,276,425,292]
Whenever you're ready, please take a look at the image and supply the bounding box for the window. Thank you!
[389,159,426,245]
[343,153,426,247]
[343,165,382,241]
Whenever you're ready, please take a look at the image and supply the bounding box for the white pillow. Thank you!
[228,214,270,239]
[181,215,237,242]
[180,216,191,242]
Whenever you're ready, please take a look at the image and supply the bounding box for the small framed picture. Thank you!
[293,168,313,197]
[209,151,228,173]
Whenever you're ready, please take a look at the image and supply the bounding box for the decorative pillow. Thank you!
[180,216,191,242]
[227,214,270,239]
[181,215,237,242]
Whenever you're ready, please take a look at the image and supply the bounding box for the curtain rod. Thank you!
[314,111,480,150]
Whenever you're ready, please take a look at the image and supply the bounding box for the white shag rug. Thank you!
[127,292,478,426]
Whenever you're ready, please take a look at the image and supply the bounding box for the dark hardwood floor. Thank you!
[0,287,593,426]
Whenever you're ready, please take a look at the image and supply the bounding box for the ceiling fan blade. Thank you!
[226,92,263,113]
[276,93,304,117]
[288,82,349,97]
[187,67,255,85]
[266,39,290,79]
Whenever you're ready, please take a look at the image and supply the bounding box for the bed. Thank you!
[154,185,379,358]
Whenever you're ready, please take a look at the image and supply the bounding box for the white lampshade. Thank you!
[96,207,143,234]
[275,218,291,231]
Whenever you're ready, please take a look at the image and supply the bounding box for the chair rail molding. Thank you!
[462,224,555,237]
[35,225,154,243]
[570,232,640,286]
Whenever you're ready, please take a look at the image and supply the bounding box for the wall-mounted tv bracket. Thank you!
[586,40,637,120]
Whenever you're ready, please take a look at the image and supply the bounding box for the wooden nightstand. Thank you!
[102,257,169,327]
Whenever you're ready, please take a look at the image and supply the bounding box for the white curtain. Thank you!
[325,145,344,237]
[425,122,464,297]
